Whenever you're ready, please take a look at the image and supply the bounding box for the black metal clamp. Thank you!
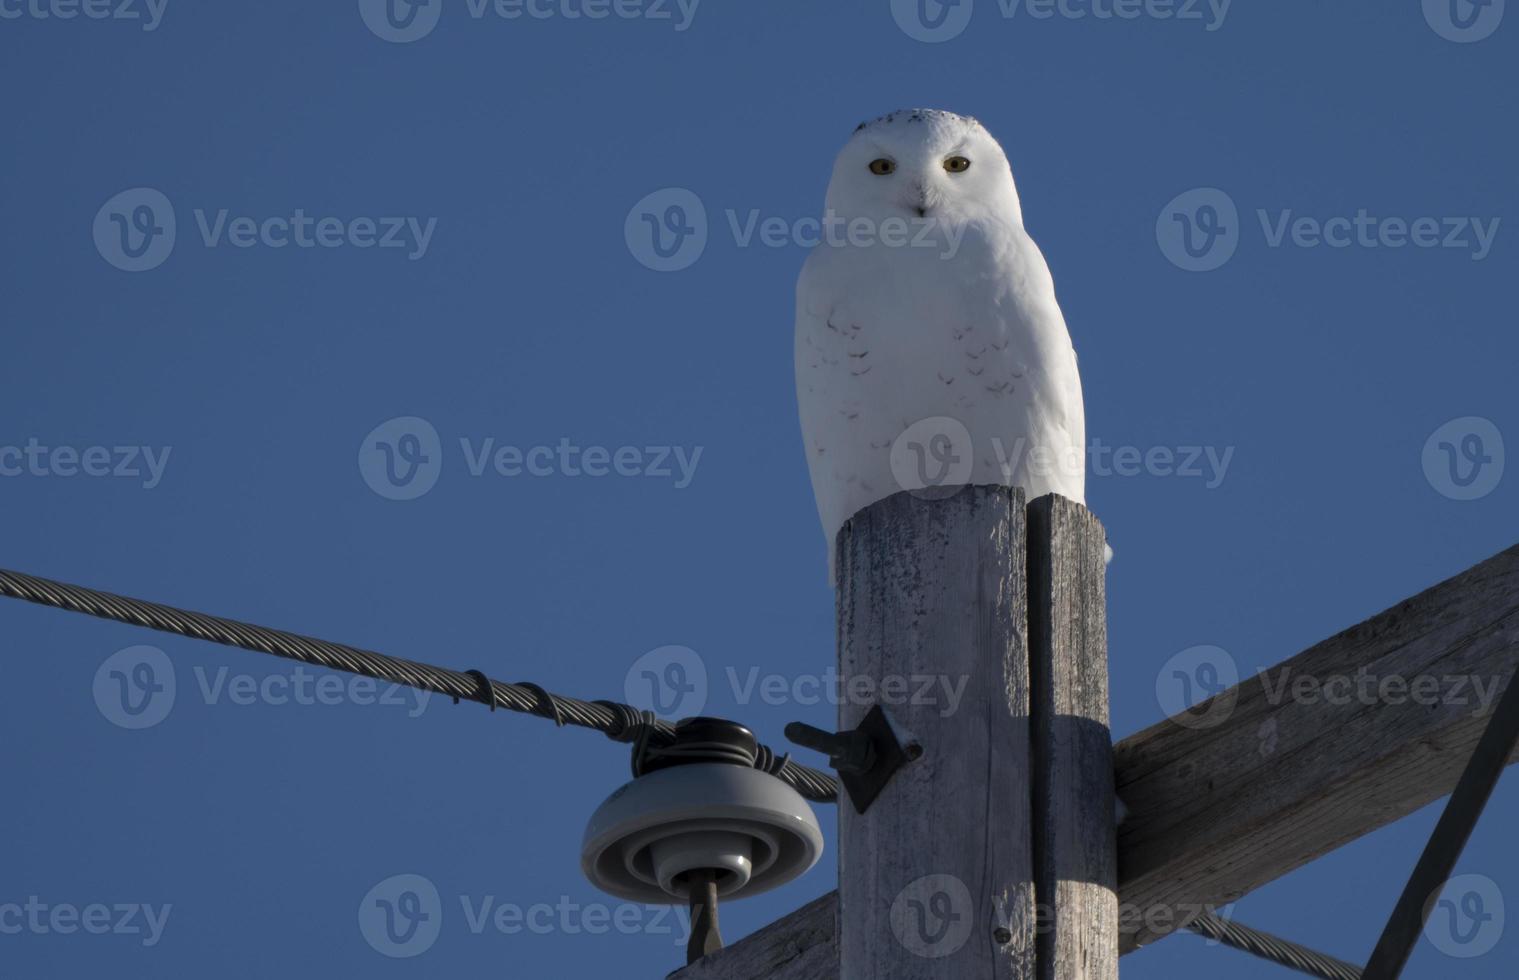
[785,704,920,814]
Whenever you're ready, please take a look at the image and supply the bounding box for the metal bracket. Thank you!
[1361,662,1519,979]
[785,704,920,814]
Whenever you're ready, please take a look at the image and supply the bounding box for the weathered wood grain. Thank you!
[1028,495,1117,980]
[670,541,1519,979]
[1115,541,1519,951]
[835,486,1035,978]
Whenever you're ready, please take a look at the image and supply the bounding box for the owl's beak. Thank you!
[906,181,932,218]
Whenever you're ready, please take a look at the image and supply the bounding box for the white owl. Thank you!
[796,109,1088,574]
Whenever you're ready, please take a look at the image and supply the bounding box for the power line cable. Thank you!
[1186,911,1363,980]
[0,566,839,803]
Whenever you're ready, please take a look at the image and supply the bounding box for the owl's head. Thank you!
[824,109,1022,226]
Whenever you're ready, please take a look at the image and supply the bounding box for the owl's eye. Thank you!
[943,156,971,173]
[868,158,896,176]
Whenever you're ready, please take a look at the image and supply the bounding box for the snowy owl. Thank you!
[795,109,1087,573]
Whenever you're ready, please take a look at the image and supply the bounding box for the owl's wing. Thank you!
[1002,227,1087,504]
[794,248,854,559]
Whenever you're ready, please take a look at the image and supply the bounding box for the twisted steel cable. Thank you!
[1187,911,1363,980]
[0,567,839,803]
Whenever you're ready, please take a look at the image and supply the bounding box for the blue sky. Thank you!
[1,1,1515,976]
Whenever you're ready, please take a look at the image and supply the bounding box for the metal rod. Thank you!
[783,721,875,774]
[1361,664,1519,979]
[686,871,723,965]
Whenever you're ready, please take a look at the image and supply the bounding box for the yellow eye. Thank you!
[868,158,896,176]
[943,156,971,173]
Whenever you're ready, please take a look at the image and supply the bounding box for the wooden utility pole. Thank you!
[1027,495,1117,980]
[701,487,1118,979]
[675,508,1519,980]
[834,485,1039,977]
